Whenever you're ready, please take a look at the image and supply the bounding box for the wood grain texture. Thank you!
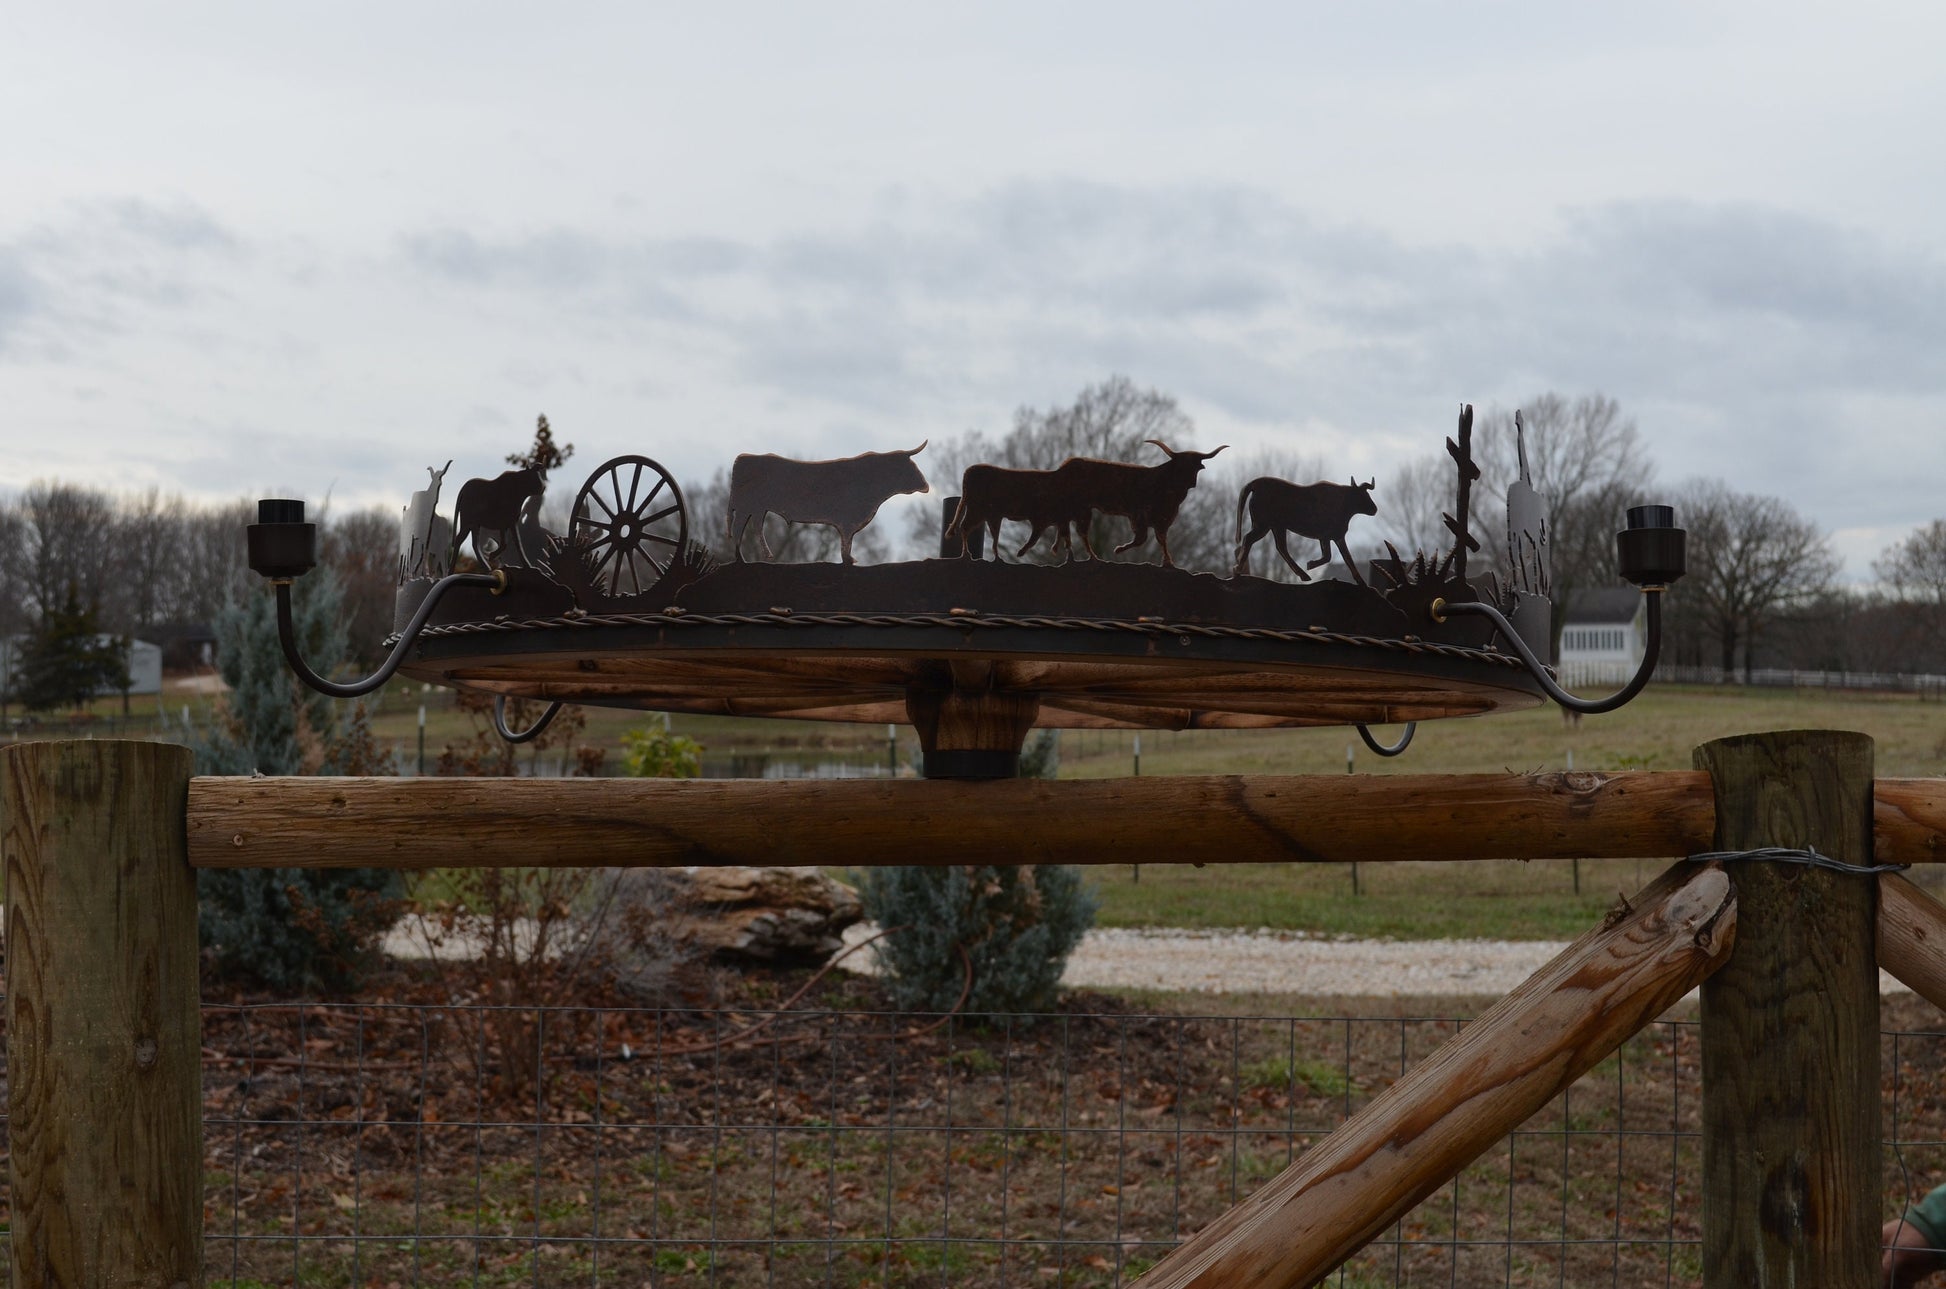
[1139,860,1736,1288]
[904,684,1041,755]
[1876,777,1946,864]
[4,740,202,1286]
[1878,872,1946,1013]
[187,770,1720,870]
[1697,731,1878,1289]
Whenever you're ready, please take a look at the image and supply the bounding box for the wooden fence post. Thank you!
[1697,730,1878,1289]
[3,740,202,1285]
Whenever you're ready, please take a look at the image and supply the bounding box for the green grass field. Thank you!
[1055,685,1946,938]
[1053,684,1946,779]
[1078,857,1662,941]
[68,675,1946,779]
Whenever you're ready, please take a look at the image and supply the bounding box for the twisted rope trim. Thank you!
[399,609,1538,670]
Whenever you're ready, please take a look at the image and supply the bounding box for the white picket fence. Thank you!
[1645,663,1946,696]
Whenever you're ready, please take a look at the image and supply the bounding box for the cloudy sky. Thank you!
[2,3,1942,576]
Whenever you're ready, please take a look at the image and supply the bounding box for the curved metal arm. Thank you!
[275,571,500,700]
[493,695,564,744]
[1355,722,1417,757]
[1437,590,1663,716]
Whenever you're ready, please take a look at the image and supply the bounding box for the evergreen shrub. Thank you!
[193,568,405,991]
[857,731,1096,1015]
[15,586,128,712]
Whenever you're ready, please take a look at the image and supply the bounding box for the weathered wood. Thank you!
[4,740,202,1284]
[187,769,1722,870]
[1875,777,1946,863]
[905,679,1040,777]
[1878,872,1946,1012]
[1698,731,1878,1289]
[1140,859,1736,1288]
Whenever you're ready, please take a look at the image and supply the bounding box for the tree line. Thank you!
[4,379,1942,709]
[0,485,400,691]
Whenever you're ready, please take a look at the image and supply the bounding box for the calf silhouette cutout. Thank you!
[1234,476,1378,585]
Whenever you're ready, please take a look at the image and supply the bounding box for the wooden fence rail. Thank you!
[187,770,1946,870]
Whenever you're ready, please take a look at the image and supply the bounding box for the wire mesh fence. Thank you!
[0,998,1942,1286]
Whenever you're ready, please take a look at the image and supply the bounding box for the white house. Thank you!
[1556,588,1647,687]
[123,637,164,695]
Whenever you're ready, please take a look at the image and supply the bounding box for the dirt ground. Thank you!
[55,968,1921,1289]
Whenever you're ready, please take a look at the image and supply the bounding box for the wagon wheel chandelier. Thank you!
[248,403,1685,776]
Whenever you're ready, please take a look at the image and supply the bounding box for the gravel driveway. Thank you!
[842,924,1915,997]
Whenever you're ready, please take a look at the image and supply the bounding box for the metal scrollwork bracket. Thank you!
[249,499,522,717]
[1432,505,1685,717]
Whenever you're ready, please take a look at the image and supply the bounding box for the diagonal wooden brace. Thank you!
[1139,859,1736,1289]
[1879,871,1946,1012]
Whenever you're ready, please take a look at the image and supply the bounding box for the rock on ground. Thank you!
[676,865,863,963]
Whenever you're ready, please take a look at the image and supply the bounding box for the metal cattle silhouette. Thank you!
[452,466,547,568]
[727,443,929,565]
[1055,441,1225,568]
[949,440,1225,567]
[1233,476,1378,585]
[947,462,1087,562]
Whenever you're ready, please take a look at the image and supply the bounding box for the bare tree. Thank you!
[0,499,28,641]
[19,482,119,627]
[113,487,189,632]
[1872,518,1946,666]
[322,506,402,667]
[1478,394,1656,651]
[175,501,255,626]
[1363,452,1450,563]
[1670,478,1840,677]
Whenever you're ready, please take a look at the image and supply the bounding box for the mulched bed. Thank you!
[6,962,1945,1287]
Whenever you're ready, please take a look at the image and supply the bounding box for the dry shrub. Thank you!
[407,866,697,1098]
[435,690,604,777]
[411,698,694,1098]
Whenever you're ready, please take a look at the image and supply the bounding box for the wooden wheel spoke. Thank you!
[625,462,644,512]
[643,532,678,547]
[641,503,680,527]
[641,477,666,511]
[609,471,625,515]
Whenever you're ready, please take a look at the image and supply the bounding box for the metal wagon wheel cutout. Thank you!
[570,455,688,596]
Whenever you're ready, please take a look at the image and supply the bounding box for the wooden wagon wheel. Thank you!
[570,455,688,596]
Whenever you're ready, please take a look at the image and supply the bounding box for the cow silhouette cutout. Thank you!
[1056,441,1224,568]
[948,440,1225,568]
[1233,476,1378,585]
[947,462,1088,562]
[727,443,929,565]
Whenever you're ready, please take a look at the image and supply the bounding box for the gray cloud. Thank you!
[1,198,245,354]
[0,247,38,353]
[393,187,1946,425]
[99,198,238,254]
[310,184,1946,556]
